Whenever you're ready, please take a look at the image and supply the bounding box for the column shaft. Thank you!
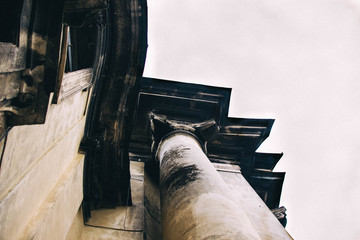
[157,133,261,240]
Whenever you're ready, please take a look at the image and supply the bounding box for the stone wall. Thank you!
[0,89,89,239]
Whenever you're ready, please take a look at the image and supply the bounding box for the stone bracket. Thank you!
[271,206,287,227]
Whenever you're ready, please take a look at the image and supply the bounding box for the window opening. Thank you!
[0,0,24,44]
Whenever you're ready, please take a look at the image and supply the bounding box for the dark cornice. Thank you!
[130,77,286,215]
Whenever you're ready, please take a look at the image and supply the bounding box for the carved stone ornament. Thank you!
[149,113,219,159]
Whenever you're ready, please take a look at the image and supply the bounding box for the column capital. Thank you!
[149,113,219,158]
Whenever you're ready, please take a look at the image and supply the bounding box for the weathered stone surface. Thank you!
[66,207,84,240]
[81,0,148,212]
[86,207,128,229]
[0,71,21,101]
[158,133,262,240]
[130,160,145,179]
[143,169,162,240]
[0,90,89,239]
[84,160,144,237]
[19,154,84,240]
[218,170,292,239]
[0,90,89,196]
[82,226,143,240]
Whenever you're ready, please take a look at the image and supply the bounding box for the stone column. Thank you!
[150,114,292,240]
[156,132,261,240]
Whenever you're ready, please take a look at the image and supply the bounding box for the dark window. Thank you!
[0,0,24,44]
[65,23,98,73]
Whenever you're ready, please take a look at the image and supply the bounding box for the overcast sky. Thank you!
[143,0,360,239]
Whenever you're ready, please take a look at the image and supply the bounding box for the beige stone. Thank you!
[19,154,84,240]
[158,133,261,240]
[219,170,293,239]
[0,120,86,239]
[0,90,88,197]
[0,89,89,239]
[66,207,84,240]
[157,133,292,240]
[86,164,144,231]
[82,226,143,240]
[83,160,144,239]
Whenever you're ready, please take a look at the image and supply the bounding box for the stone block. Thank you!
[0,90,89,196]
[82,226,142,240]
[0,118,86,239]
[218,170,292,239]
[66,207,84,240]
[19,154,84,240]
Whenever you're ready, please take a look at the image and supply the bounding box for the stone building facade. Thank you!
[0,0,291,239]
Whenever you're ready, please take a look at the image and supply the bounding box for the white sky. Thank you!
[143,0,360,239]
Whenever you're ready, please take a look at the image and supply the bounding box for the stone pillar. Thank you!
[156,132,261,240]
[150,114,292,240]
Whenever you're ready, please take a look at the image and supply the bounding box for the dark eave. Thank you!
[247,170,285,209]
[254,152,284,171]
[130,77,279,169]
